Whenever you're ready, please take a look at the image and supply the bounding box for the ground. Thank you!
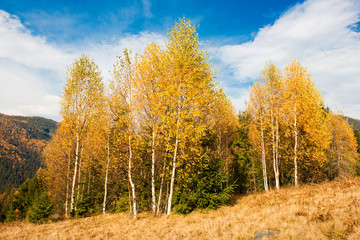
[1,177,360,239]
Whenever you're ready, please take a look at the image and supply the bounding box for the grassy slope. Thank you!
[1,178,360,240]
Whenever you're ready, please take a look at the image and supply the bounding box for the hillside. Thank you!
[0,177,359,240]
[0,114,57,192]
[345,116,360,132]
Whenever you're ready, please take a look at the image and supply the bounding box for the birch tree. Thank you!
[135,43,165,214]
[247,82,269,192]
[284,59,331,185]
[262,63,283,189]
[165,18,215,214]
[60,54,104,215]
[112,49,138,219]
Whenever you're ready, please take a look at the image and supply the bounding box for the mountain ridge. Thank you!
[0,113,57,192]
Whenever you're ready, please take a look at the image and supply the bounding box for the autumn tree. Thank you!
[44,123,73,217]
[262,63,283,189]
[327,112,358,178]
[134,43,166,214]
[112,49,138,219]
[247,81,269,191]
[164,18,216,214]
[283,59,331,185]
[60,54,104,215]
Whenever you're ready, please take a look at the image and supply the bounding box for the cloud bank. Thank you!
[0,10,165,120]
[218,0,360,118]
[1,0,360,121]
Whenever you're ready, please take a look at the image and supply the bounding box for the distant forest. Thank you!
[0,114,56,192]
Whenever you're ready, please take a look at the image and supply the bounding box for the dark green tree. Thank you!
[27,192,53,224]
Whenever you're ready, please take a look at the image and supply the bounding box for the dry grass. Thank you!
[1,177,360,240]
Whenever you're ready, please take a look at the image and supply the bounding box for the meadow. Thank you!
[1,177,359,240]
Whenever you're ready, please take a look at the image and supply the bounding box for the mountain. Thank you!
[0,114,57,192]
[345,116,360,132]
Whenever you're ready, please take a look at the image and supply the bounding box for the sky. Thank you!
[0,0,359,121]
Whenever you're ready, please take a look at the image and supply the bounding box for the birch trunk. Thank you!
[157,139,169,215]
[76,147,83,203]
[167,134,178,215]
[275,116,280,188]
[260,119,269,192]
[70,133,80,214]
[103,135,110,214]
[128,136,137,219]
[271,111,280,189]
[151,129,156,214]
[294,103,298,186]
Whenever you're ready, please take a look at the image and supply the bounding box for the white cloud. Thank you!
[0,10,72,72]
[142,0,154,19]
[217,0,360,118]
[0,10,166,121]
[85,32,166,81]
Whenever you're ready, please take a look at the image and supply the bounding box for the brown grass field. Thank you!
[1,177,360,240]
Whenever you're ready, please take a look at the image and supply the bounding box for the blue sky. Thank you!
[0,0,359,120]
[1,0,302,43]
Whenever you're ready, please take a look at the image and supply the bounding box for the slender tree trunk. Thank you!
[128,135,137,219]
[103,135,110,214]
[260,119,269,192]
[271,111,280,189]
[77,149,83,204]
[157,139,169,216]
[70,133,80,214]
[151,129,156,214]
[156,160,165,216]
[128,180,132,214]
[294,103,298,186]
[275,116,280,188]
[167,134,178,215]
[65,150,71,217]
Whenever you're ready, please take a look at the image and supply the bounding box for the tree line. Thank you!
[0,18,359,223]
[244,60,358,192]
[45,18,237,219]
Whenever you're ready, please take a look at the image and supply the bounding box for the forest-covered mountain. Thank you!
[0,113,57,192]
[345,116,360,132]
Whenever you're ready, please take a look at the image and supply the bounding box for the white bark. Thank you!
[260,119,269,192]
[294,103,298,186]
[271,111,280,189]
[76,146,83,203]
[103,135,110,214]
[128,136,137,219]
[156,139,169,215]
[151,129,156,214]
[167,134,178,215]
[65,151,71,217]
[275,116,280,189]
[70,133,80,214]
